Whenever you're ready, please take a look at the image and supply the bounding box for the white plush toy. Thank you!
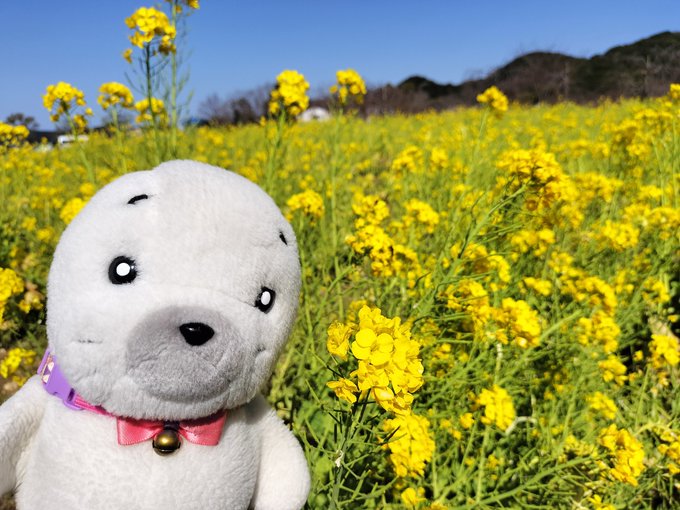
[0,160,310,509]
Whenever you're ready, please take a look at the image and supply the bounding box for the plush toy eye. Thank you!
[255,287,276,313]
[108,256,137,284]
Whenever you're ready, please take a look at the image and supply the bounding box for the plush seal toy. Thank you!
[0,160,310,509]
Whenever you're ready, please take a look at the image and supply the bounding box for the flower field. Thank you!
[1,3,680,509]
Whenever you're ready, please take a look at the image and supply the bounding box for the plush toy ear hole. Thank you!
[128,194,149,205]
[279,231,288,245]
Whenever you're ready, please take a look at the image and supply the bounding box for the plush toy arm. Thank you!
[247,395,310,510]
[0,376,46,496]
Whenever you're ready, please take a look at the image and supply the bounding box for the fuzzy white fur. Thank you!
[0,160,310,509]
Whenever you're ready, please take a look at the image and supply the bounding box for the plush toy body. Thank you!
[0,161,310,509]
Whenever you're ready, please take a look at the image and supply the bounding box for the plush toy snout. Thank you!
[125,305,247,402]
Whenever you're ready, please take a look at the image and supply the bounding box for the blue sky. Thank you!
[2,0,679,127]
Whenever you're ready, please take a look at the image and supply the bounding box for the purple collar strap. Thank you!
[38,349,82,410]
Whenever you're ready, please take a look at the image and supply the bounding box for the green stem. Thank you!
[170,1,178,157]
[111,108,128,174]
[64,105,94,183]
[145,44,161,165]
[329,114,344,317]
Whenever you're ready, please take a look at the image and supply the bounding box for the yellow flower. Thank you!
[326,378,358,404]
[335,306,424,415]
[586,392,617,420]
[268,70,310,118]
[0,347,36,386]
[476,385,516,431]
[165,0,200,12]
[352,329,394,366]
[442,278,492,335]
[326,321,354,360]
[422,503,448,510]
[598,424,645,486]
[587,494,616,510]
[98,82,134,110]
[403,199,439,234]
[593,220,640,251]
[642,277,671,306]
[391,145,424,174]
[496,148,570,210]
[401,487,425,507]
[0,267,24,323]
[598,355,627,386]
[286,190,325,222]
[330,69,367,106]
[134,97,167,124]
[459,412,474,430]
[382,413,435,477]
[649,334,679,369]
[522,277,553,296]
[59,198,87,225]
[577,311,620,354]
[451,242,511,290]
[352,193,390,226]
[43,82,91,129]
[125,6,176,54]
[0,122,29,148]
[510,229,555,258]
[477,86,509,115]
[491,298,542,349]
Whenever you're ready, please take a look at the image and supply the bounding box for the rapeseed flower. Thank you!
[268,70,309,118]
[327,306,424,415]
[327,321,353,360]
[382,413,435,477]
[135,97,167,125]
[0,268,24,323]
[43,82,92,131]
[598,355,627,386]
[598,424,645,486]
[593,220,640,251]
[286,189,324,222]
[495,148,570,210]
[59,198,87,225]
[400,487,425,506]
[0,347,36,386]
[491,298,542,349]
[586,392,617,420]
[649,334,679,369]
[98,82,134,110]
[521,277,552,296]
[442,278,492,335]
[475,385,516,431]
[0,123,29,148]
[577,311,620,354]
[477,86,509,116]
[403,199,439,234]
[326,378,359,404]
[510,228,555,259]
[330,69,367,106]
[125,6,176,54]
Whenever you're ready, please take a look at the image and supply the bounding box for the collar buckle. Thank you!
[38,349,81,410]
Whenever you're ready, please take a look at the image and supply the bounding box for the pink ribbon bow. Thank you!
[116,412,228,446]
[73,395,226,446]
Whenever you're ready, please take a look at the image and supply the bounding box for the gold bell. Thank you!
[152,428,182,456]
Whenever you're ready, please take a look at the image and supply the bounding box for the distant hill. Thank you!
[363,31,680,114]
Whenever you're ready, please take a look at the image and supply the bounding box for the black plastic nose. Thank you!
[179,322,215,346]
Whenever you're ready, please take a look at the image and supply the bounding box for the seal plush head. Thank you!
[46,160,301,420]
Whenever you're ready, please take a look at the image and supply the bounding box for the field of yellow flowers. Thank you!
[1,3,680,509]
